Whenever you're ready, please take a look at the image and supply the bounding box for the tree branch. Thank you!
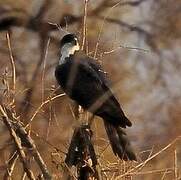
[0,106,52,180]
[1,114,35,179]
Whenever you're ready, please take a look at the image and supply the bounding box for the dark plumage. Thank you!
[55,34,136,161]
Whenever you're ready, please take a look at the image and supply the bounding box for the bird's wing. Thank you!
[86,58,120,105]
[86,58,123,107]
[85,57,132,127]
[68,58,107,109]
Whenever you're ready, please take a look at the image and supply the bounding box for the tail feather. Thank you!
[103,120,136,161]
[100,114,132,128]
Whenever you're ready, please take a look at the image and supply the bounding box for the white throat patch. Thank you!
[59,43,80,65]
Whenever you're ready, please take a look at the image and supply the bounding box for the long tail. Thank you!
[103,120,136,161]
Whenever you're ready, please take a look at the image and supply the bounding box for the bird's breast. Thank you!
[55,61,80,97]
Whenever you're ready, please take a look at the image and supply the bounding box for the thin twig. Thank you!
[174,150,178,180]
[27,93,65,127]
[3,151,19,180]
[6,32,16,105]
[21,172,26,180]
[108,0,147,7]
[94,1,124,58]
[46,94,53,140]
[41,38,50,103]
[81,0,89,52]
[115,136,181,179]
[103,44,149,55]
[31,130,66,155]
[102,168,173,175]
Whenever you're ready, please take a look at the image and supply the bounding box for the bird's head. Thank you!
[60,34,80,53]
[59,34,80,64]
[60,34,79,48]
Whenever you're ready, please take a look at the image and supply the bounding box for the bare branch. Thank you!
[0,106,52,180]
[0,106,36,180]
[13,121,52,180]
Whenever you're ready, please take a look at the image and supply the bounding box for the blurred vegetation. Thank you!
[0,0,181,179]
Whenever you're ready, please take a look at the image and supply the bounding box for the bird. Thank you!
[55,33,136,161]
